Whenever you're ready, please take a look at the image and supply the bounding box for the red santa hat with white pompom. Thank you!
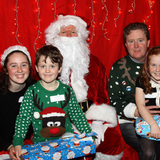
[34,107,65,119]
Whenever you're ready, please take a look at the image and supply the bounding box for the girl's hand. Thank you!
[14,145,22,160]
[150,123,160,139]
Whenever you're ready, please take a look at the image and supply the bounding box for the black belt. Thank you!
[79,99,93,113]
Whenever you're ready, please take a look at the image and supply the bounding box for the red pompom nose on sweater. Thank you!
[50,128,60,134]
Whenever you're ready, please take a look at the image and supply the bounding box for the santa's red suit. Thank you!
[84,54,125,160]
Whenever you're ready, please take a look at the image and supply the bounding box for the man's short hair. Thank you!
[123,22,150,43]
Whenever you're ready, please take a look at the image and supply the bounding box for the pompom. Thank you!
[34,112,40,119]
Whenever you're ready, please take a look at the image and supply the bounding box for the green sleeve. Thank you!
[13,88,34,147]
[68,88,92,134]
[108,64,129,116]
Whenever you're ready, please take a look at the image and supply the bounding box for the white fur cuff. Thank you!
[85,103,117,127]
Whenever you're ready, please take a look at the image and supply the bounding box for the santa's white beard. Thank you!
[50,36,90,102]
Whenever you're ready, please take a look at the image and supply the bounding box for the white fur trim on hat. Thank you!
[58,15,87,27]
[85,103,117,127]
[1,45,31,66]
[42,112,65,118]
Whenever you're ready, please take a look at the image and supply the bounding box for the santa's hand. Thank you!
[91,121,104,146]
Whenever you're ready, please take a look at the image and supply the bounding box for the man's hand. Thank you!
[145,99,160,114]
[134,107,140,117]
[146,106,160,114]
[91,121,105,147]
[136,100,160,116]
[135,105,160,117]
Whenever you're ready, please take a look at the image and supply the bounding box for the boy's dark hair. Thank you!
[35,45,63,69]
[123,22,150,43]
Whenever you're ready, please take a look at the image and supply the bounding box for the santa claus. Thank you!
[45,15,124,160]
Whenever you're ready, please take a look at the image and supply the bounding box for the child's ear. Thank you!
[58,67,62,73]
[35,65,39,73]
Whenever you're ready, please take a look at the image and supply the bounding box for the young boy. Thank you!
[13,45,92,159]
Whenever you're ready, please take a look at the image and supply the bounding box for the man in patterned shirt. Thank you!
[108,22,154,159]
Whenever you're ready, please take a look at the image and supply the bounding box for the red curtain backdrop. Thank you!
[0,0,160,79]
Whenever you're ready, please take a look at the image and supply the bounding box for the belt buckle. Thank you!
[79,99,89,113]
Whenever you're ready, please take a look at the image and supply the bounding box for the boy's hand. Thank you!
[15,145,22,160]
[8,145,18,160]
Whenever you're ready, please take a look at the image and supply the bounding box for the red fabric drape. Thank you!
[0,1,160,158]
[0,0,160,79]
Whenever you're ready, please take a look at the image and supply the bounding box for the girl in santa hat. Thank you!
[0,45,35,159]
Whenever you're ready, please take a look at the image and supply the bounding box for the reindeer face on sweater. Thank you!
[32,88,70,138]
[39,107,66,138]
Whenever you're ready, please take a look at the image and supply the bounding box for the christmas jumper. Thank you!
[0,82,35,151]
[108,55,143,121]
[13,80,91,147]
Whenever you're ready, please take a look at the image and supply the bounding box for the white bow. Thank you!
[150,80,160,107]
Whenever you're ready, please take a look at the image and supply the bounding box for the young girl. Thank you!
[13,45,92,159]
[0,45,35,158]
[135,46,160,160]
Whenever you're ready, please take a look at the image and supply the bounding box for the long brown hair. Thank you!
[139,47,160,94]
